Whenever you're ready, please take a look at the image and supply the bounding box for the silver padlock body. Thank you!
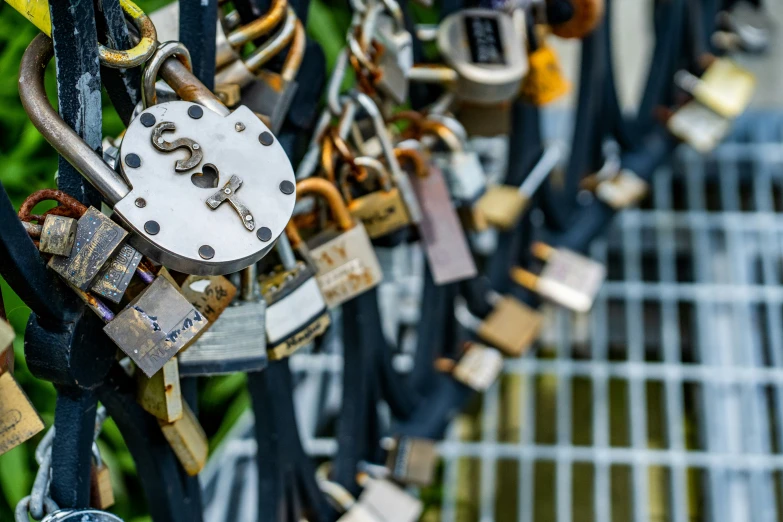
[357,479,423,522]
[375,15,412,104]
[452,343,503,391]
[241,72,299,134]
[265,277,328,345]
[437,9,527,104]
[309,224,384,308]
[538,249,606,313]
[179,299,267,375]
[436,150,487,204]
[117,101,296,275]
[42,509,124,521]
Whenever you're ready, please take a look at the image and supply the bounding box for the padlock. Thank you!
[399,142,477,285]
[437,9,528,104]
[218,15,305,133]
[384,435,438,486]
[715,1,772,54]
[0,371,45,456]
[38,214,78,256]
[158,401,208,476]
[90,243,144,304]
[477,295,543,357]
[179,267,269,375]
[450,342,504,391]
[342,157,411,239]
[674,58,756,119]
[47,207,128,291]
[337,479,423,522]
[293,177,383,308]
[103,275,209,377]
[511,242,605,313]
[475,142,562,230]
[593,169,649,209]
[22,36,295,276]
[136,358,183,423]
[454,100,513,138]
[1,316,14,361]
[430,119,487,206]
[261,233,331,359]
[90,461,115,510]
[666,100,731,153]
[549,0,605,39]
[41,509,124,522]
[519,33,571,106]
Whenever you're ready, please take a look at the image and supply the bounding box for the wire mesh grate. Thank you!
[199,111,783,522]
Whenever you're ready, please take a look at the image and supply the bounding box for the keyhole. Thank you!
[191,164,220,189]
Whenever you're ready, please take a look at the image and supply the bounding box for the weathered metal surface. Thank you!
[136,358,183,423]
[103,276,208,377]
[48,207,128,291]
[39,215,78,256]
[158,402,208,476]
[90,244,143,304]
[0,372,45,455]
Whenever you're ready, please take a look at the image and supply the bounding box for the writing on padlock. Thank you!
[292,177,383,308]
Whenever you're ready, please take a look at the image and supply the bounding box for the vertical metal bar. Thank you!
[49,388,98,509]
[555,308,573,522]
[49,0,103,208]
[179,0,218,91]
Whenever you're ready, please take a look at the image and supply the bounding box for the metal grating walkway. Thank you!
[199,112,783,522]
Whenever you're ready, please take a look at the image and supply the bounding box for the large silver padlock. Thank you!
[437,8,527,104]
[178,266,268,375]
[21,36,295,276]
[41,509,124,521]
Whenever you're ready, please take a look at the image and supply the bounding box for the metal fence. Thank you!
[198,111,783,522]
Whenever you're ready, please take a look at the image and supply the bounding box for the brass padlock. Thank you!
[178,274,238,327]
[666,100,731,153]
[90,243,144,304]
[261,233,331,359]
[384,435,438,486]
[477,296,543,357]
[475,143,562,230]
[90,461,115,510]
[519,31,571,106]
[294,177,383,308]
[103,276,209,377]
[158,402,208,476]
[39,214,77,256]
[48,207,128,291]
[674,58,756,119]
[136,358,183,423]
[511,242,605,313]
[451,342,504,392]
[342,157,411,239]
[549,0,605,39]
[337,479,423,522]
[0,371,45,456]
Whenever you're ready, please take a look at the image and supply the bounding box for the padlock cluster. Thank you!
[0,0,767,520]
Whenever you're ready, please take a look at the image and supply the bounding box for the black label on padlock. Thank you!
[464,15,505,65]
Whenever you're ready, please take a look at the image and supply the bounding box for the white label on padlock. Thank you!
[265,278,327,344]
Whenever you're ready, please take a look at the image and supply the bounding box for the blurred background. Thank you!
[2,2,783,522]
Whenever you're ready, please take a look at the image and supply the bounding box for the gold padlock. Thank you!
[478,296,543,357]
[0,372,45,456]
[549,0,605,39]
[158,402,208,476]
[341,156,411,239]
[38,214,78,256]
[136,358,183,423]
[90,462,115,510]
[519,36,570,106]
[294,177,383,308]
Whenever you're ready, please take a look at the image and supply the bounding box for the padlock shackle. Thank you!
[20,35,130,206]
[244,7,298,73]
[295,178,355,231]
[142,42,194,109]
[226,0,289,48]
[282,21,306,83]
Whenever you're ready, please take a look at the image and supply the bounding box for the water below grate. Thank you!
[199,112,783,522]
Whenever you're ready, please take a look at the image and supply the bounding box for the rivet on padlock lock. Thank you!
[511,242,606,313]
[673,58,756,119]
[179,267,269,375]
[436,8,528,104]
[261,233,331,360]
[398,140,477,285]
[22,36,295,275]
[475,142,563,230]
[382,435,438,487]
[341,155,411,240]
[292,177,384,308]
